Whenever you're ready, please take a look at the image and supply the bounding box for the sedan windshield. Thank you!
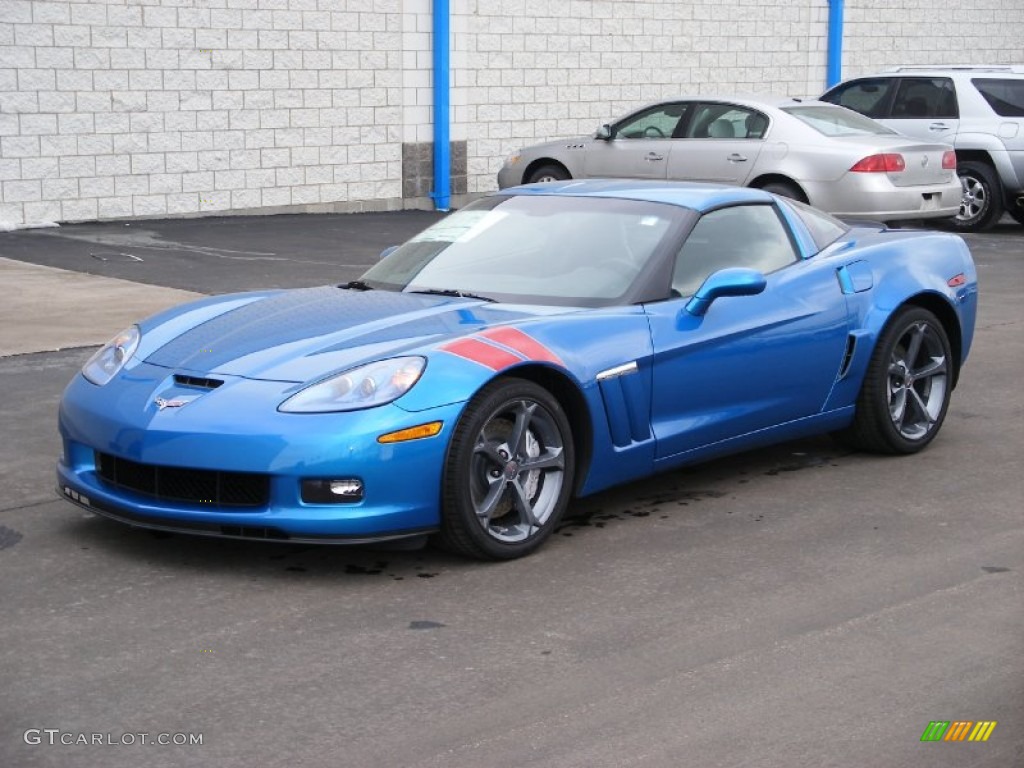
[784,105,897,137]
[359,194,685,306]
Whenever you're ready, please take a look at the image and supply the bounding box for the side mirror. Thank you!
[684,268,766,316]
[595,124,615,140]
[379,245,399,260]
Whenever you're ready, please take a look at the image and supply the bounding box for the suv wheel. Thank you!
[952,161,1003,231]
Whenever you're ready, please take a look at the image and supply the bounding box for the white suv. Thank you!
[821,66,1024,231]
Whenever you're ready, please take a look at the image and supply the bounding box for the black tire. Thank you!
[760,181,807,204]
[950,160,1003,232]
[1007,206,1024,227]
[526,164,570,184]
[833,307,953,454]
[436,378,575,560]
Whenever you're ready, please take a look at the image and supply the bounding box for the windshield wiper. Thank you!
[408,288,496,303]
[340,280,374,291]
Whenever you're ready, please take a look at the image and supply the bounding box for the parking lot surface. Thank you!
[0,212,1021,767]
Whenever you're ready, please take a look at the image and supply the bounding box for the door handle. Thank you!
[928,123,948,131]
[727,154,748,163]
[645,152,664,162]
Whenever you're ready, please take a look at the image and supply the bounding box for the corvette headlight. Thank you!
[82,326,140,386]
[279,357,426,413]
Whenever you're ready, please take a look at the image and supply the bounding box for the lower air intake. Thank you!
[94,452,270,509]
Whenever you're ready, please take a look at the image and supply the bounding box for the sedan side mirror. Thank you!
[595,124,615,140]
[684,268,767,316]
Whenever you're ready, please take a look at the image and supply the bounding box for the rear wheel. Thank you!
[1007,206,1024,227]
[437,378,575,560]
[526,164,570,184]
[951,160,1003,231]
[833,307,953,454]
[760,181,807,204]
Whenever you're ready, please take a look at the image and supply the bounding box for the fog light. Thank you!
[301,478,364,504]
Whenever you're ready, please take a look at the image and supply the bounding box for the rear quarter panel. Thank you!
[822,228,978,411]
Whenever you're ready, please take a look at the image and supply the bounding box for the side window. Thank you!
[615,104,688,140]
[972,78,1024,117]
[686,104,766,139]
[823,78,894,118]
[778,197,849,251]
[672,205,798,297]
[891,78,958,119]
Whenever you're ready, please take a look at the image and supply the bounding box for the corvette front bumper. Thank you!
[56,364,465,542]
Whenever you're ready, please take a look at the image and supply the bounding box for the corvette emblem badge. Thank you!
[154,397,192,410]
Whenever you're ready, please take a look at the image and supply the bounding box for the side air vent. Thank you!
[838,334,857,379]
[174,374,224,390]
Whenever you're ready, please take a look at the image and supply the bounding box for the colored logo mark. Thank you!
[921,720,997,742]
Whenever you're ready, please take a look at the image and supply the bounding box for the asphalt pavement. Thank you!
[0,210,1021,768]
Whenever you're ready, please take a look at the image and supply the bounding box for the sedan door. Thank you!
[645,203,850,461]
[584,103,689,180]
[664,103,767,184]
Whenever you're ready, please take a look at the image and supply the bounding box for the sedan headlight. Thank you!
[82,326,140,386]
[279,357,426,413]
[503,152,522,167]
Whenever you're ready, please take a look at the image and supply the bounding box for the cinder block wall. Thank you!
[1,0,407,229]
[2,0,1023,228]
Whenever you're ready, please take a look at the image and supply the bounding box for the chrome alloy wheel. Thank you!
[887,321,948,441]
[958,173,987,223]
[470,398,566,543]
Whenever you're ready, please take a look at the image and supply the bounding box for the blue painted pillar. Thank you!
[826,0,844,88]
[432,0,451,211]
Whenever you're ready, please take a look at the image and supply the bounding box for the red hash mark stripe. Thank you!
[441,337,524,371]
[479,327,564,367]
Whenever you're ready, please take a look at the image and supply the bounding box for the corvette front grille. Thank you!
[94,452,269,509]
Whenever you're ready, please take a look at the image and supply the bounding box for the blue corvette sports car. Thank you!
[57,180,978,560]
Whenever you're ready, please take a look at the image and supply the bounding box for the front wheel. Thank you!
[526,164,570,184]
[951,160,1003,231]
[437,378,575,560]
[833,307,953,454]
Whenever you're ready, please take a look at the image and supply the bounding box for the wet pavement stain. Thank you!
[0,526,23,550]
[343,563,385,575]
[981,566,1011,573]
[409,620,445,630]
[765,455,832,475]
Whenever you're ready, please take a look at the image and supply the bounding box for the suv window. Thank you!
[891,78,958,119]
[824,78,894,118]
[972,78,1024,117]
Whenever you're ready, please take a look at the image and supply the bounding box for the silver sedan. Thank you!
[497,97,962,222]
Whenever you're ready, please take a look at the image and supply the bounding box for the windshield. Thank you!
[783,105,896,137]
[359,194,685,306]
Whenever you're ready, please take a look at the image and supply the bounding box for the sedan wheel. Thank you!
[526,164,570,184]
[438,379,575,560]
[834,307,952,454]
[759,181,807,204]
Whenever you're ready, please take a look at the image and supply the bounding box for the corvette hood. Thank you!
[145,286,559,382]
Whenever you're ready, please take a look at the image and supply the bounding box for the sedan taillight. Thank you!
[850,153,906,173]
[942,150,957,170]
